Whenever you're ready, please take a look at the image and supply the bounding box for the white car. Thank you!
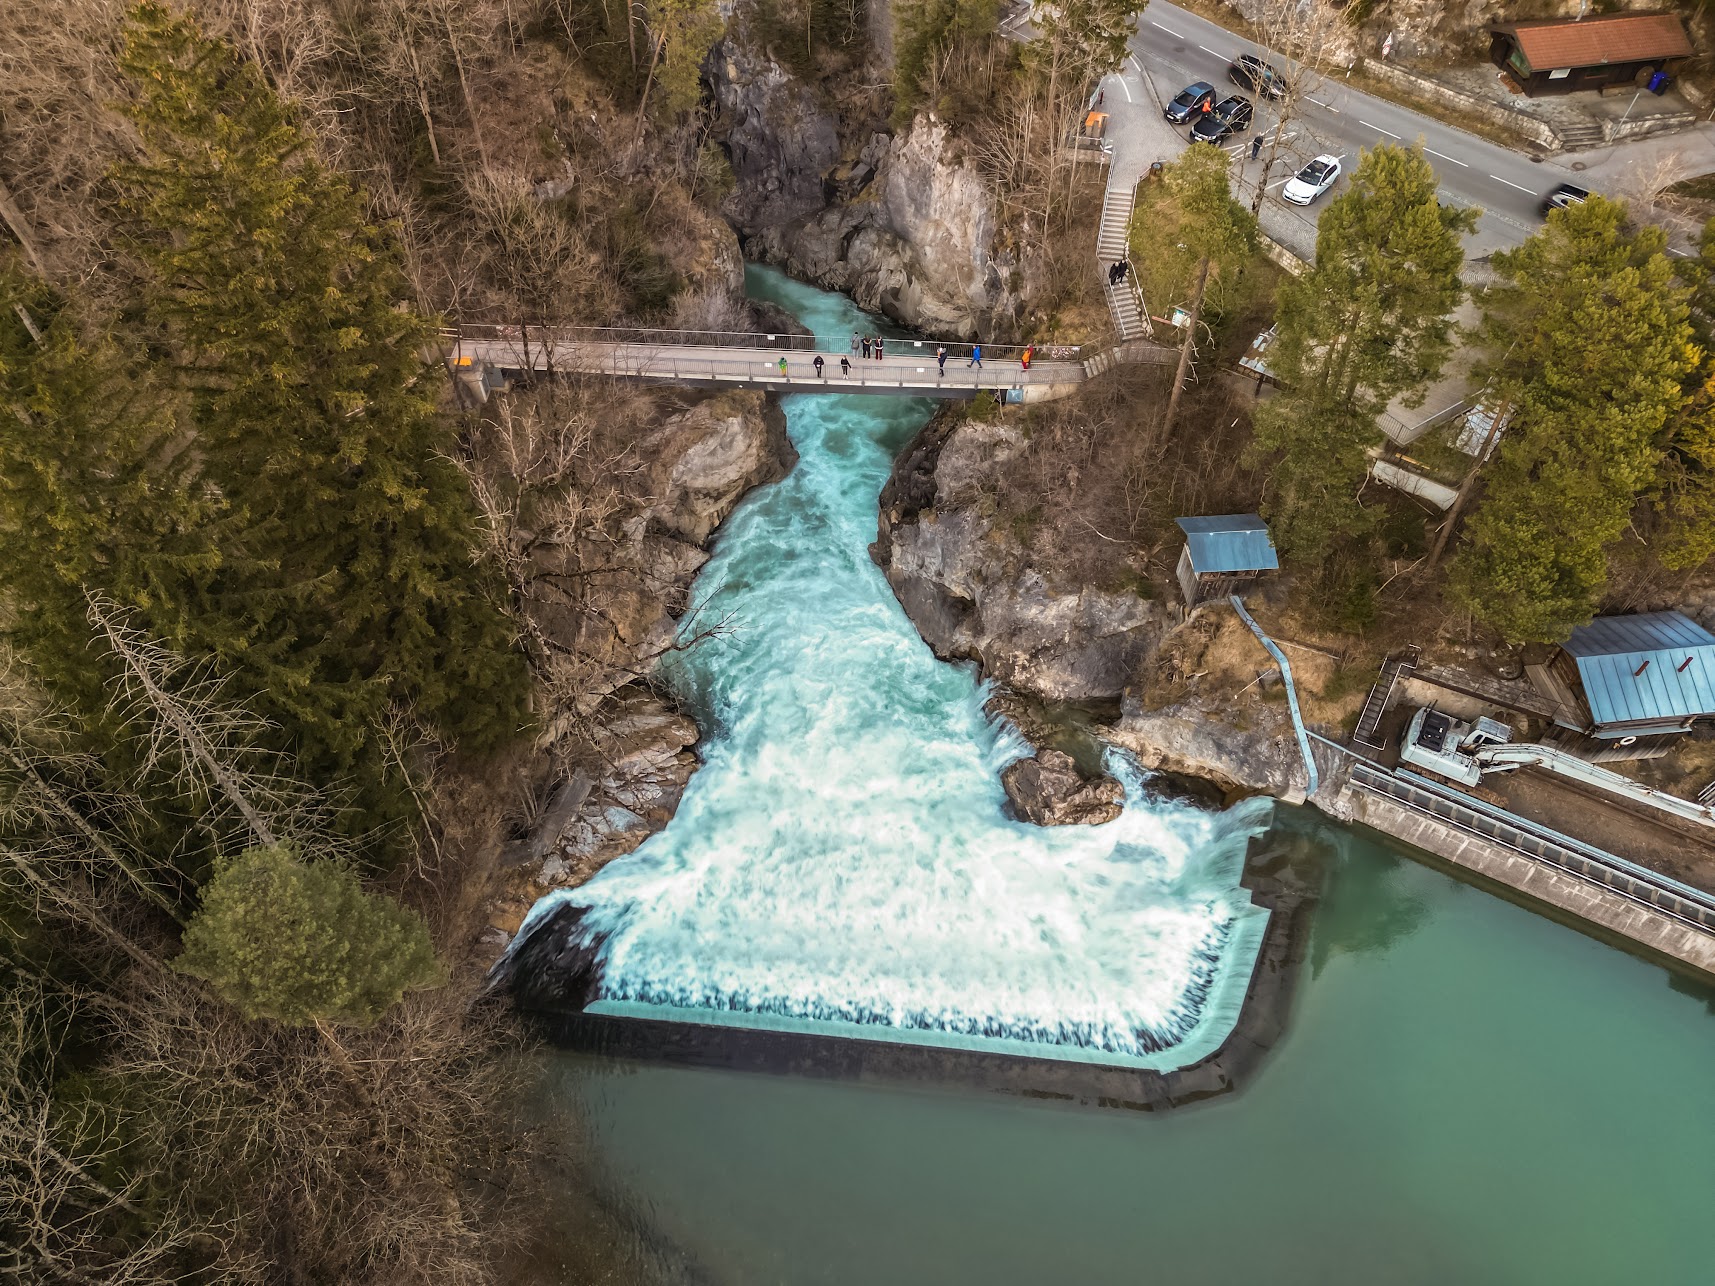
[1282,155,1341,206]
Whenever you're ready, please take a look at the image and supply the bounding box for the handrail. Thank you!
[446,324,1090,365]
[1350,761,1715,931]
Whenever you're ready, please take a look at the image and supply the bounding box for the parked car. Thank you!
[1229,54,1286,100]
[1539,182,1590,217]
[1190,95,1253,144]
[1165,81,1217,124]
[1282,154,1342,206]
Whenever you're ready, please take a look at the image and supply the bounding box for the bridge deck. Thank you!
[451,335,1103,400]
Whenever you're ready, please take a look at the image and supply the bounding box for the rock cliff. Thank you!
[710,35,1028,338]
[873,409,1306,801]
[481,389,795,954]
[871,411,1170,703]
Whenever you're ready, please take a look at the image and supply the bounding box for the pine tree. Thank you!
[113,4,530,804]
[1654,217,1715,571]
[1129,143,1258,436]
[1251,143,1473,561]
[1450,195,1694,642]
[0,268,218,718]
[175,844,442,1026]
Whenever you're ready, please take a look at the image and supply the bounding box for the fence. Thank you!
[1350,761,1715,934]
[449,324,1087,366]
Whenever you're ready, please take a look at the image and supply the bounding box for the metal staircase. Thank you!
[1097,182,1152,340]
[1353,645,1421,751]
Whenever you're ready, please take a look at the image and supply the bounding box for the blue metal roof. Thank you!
[1176,515,1279,574]
[1562,611,1715,728]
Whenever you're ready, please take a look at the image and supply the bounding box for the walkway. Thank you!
[447,326,1176,403]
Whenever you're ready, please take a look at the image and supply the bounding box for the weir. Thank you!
[504,268,1278,1076]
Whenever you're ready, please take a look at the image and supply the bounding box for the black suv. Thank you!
[1190,94,1253,143]
[1539,183,1590,217]
[1165,81,1217,124]
[1228,53,1286,100]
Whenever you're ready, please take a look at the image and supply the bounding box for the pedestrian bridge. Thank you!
[445,324,1176,405]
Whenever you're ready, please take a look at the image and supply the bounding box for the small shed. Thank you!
[1488,13,1693,97]
[1175,515,1279,608]
[1526,611,1715,750]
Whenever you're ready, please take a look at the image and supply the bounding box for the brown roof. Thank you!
[1491,12,1693,71]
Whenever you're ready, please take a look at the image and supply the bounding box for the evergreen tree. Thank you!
[1654,217,1715,571]
[1450,195,1694,642]
[0,268,218,718]
[113,4,530,805]
[1251,143,1473,560]
[1128,142,1257,436]
[639,0,724,125]
[175,844,442,1026]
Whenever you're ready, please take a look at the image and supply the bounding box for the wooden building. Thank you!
[1526,611,1715,759]
[1175,515,1279,608]
[1488,13,1693,97]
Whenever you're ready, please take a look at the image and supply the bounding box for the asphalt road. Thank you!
[1121,0,1715,259]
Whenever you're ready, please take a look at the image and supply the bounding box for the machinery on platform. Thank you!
[1397,705,1715,832]
[1399,708,1513,786]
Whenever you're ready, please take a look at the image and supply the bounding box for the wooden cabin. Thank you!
[1175,515,1279,609]
[1526,611,1715,759]
[1488,13,1692,98]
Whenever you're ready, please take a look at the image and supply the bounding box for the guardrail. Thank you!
[447,324,1089,366]
[1350,761,1715,934]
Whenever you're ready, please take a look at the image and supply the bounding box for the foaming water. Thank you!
[517,267,1270,1069]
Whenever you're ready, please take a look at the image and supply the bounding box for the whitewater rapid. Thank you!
[518,268,1271,1069]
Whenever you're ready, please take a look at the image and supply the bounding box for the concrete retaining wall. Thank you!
[1358,60,1562,151]
[1346,788,1715,978]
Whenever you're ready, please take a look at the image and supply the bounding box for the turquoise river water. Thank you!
[529,270,1715,1284]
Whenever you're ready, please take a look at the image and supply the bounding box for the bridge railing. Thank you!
[447,323,1091,366]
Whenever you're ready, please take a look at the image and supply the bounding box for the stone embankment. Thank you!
[481,390,796,955]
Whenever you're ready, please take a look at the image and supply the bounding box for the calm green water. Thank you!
[552,824,1715,1285]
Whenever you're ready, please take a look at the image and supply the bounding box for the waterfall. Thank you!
[514,267,1271,1071]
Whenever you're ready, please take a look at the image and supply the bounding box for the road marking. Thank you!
[1149,20,1184,38]
[1268,176,1293,190]
[1488,173,1535,194]
[1307,97,1339,112]
[1199,44,1223,56]
[1359,119,1401,138]
[1423,146,1468,168]
[1119,77,1133,103]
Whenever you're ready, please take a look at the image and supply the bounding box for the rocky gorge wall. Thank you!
[871,408,1304,803]
[708,36,1034,339]
[480,390,797,956]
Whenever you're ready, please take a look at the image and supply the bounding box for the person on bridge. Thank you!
[777,356,788,376]
[968,344,982,371]
[814,354,825,378]
[875,336,885,360]
[851,332,860,356]
[861,335,872,359]
[840,356,851,376]
[936,345,948,377]
[1021,344,1035,372]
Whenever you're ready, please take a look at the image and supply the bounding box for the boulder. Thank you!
[639,390,795,545]
[1001,749,1124,827]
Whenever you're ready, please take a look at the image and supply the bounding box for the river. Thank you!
[522,272,1715,1284]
